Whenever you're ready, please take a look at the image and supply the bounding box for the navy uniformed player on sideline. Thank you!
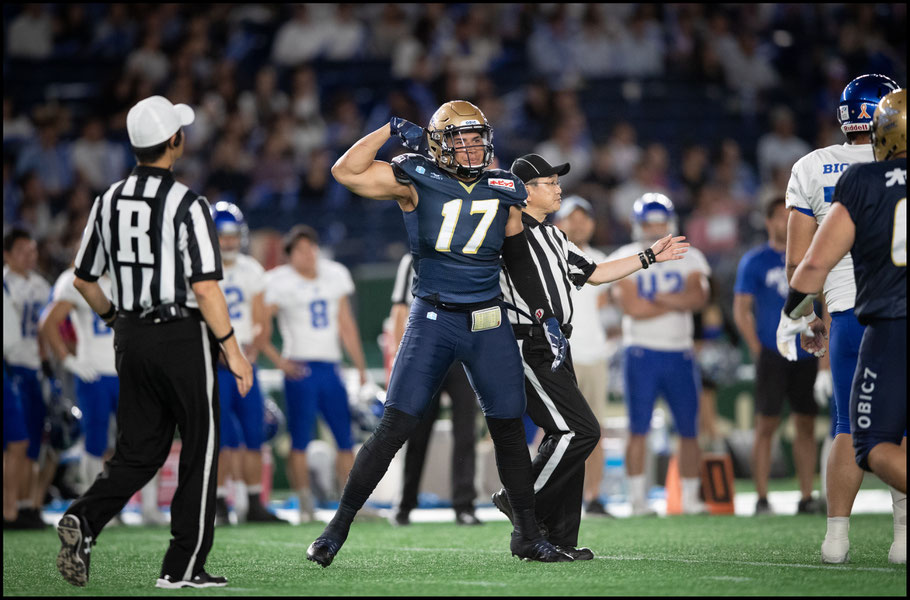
[780,88,906,564]
[307,100,573,566]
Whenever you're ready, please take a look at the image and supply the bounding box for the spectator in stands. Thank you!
[756,107,811,182]
[52,4,93,58]
[15,110,72,199]
[322,4,366,61]
[534,112,593,191]
[570,5,616,79]
[71,118,127,193]
[3,98,35,149]
[719,31,780,114]
[603,122,642,182]
[7,4,54,60]
[238,66,289,132]
[91,4,137,58]
[272,5,325,67]
[528,6,575,81]
[673,144,710,221]
[616,6,665,77]
[124,28,170,87]
[370,4,412,60]
[683,185,741,263]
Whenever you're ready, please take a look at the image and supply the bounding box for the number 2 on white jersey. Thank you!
[893,197,906,266]
[435,199,500,254]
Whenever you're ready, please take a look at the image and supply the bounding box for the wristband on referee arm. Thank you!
[638,252,650,269]
[644,248,657,265]
[99,304,117,325]
[783,288,818,320]
[216,327,235,345]
[501,230,555,323]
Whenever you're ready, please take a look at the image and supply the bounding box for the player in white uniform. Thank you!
[40,266,168,526]
[780,73,904,564]
[210,202,285,524]
[262,225,368,522]
[4,280,30,527]
[609,194,711,515]
[3,228,51,528]
[553,196,613,517]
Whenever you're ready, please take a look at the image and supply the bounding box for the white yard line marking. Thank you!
[595,555,900,573]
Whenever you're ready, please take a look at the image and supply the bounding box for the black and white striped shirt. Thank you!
[74,165,222,312]
[390,253,415,306]
[500,213,597,326]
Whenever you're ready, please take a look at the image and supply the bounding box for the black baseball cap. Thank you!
[510,154,571,183]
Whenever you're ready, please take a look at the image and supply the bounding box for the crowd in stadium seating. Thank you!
[3,3,907,284]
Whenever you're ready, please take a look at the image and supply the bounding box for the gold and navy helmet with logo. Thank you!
[426,100,494,179]
[871,88,906,162]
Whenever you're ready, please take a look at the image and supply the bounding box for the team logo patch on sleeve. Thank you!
[489,178,515,191]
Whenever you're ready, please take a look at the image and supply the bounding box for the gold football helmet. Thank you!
[426,100,494,178]
[872,88,906,162]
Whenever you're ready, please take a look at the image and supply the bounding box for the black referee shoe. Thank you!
[555,545,595,560]
[56,514,94,587]
[510,533,574,563]
[307,536,342,568]
[156,571,228,589]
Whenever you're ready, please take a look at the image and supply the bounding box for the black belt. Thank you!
[119,303,199,324]
[417,295,501,314]
[512,323,573,340]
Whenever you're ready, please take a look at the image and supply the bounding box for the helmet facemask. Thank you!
[429,124,494,179]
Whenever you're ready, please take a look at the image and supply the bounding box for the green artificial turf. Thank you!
[3,514,904,596]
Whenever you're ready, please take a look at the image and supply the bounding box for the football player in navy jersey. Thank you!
[306,101,573,566]
[780,88,906,564]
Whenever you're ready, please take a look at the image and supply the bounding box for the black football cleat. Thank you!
[307,536,342,568]
[555,545,595,561]
[156,571,228,588]
[491,490,514,524]
[56,514,94,587]
[510,533,574,563]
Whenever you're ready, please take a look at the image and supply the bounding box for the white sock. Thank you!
[141,474,159,514]
[82,455,105,487]
[682,477,701,510]
[891,487,907,540]
[216,486,228,499]
[18,499,34,510]
[628,474,647,507]
[247,483,261,495]
[298,488,314,513]
[826,516,850,540]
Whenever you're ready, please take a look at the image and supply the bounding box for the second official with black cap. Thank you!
[494,154,690,558]
[55,95,253,590]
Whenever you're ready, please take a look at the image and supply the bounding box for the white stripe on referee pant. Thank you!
[517,340,575,493]
[184,322,216,581]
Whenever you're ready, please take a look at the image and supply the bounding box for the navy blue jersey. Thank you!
[834,158,907,324]
[392,153,527,304]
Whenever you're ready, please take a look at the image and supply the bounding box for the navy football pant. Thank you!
[851,319,906,472]
[518,335,600,548]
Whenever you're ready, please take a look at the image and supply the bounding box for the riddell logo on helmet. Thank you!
[489,178,514,190]
[842,123,871,132]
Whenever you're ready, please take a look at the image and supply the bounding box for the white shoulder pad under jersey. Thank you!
[786,143,873,312]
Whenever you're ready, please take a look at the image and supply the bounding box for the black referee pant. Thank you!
[399,363,478,514]
[65,313,221,581]
[517,330,600,548]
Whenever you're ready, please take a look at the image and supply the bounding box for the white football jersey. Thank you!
[3,266,50,369]
[51,268,116,375]
[3,283,22,358]
[219,254,266,347]
[786,142,873,313]
[607,244,711,351]
[264,259,355,362]
[570,245,609,364]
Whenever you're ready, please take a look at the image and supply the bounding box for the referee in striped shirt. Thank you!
[56,96,253,590]
[493,154,689,559]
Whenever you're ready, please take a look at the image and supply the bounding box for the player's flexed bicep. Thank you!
[330,123,415,208]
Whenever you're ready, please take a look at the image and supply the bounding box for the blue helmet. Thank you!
[838,74,901,135]
[632,193,677,242]
[211,201,248,258]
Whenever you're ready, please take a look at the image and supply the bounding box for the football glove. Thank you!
[776,309,817,362]
[63,355,100,383]
[542,317,568,372]
[389,117,429,154]
[814,369,833,409]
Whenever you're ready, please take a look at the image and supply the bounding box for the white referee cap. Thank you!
[126,95,195,148]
